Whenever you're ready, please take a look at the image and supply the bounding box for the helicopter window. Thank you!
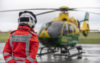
[38,22,52,35]
[63,24,68,35]
[38,24,47,35]
[48,21,64,37]
[73,26,76,33]
[45,22,52,30]
[68,24,73,34]
[78,20,80,28]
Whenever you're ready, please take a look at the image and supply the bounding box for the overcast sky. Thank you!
[0,0,100,32]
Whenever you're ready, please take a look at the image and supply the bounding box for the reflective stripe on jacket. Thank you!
[3,26,39,63]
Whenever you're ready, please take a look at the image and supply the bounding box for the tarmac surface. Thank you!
[0,43,100,63]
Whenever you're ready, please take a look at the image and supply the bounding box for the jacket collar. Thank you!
[18,26,32,31]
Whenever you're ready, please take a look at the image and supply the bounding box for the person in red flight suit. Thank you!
[3,11,39,63]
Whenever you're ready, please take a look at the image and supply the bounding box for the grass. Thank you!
[0,32,10,43]
[0,32,100,44]
[79,32,100,44]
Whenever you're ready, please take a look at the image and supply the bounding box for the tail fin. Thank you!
[84,12,89,21]
[81,12,90,37]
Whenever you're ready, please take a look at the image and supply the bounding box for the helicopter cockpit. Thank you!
[38,21,79,37]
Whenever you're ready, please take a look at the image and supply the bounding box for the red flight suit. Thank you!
[3,26,39,63]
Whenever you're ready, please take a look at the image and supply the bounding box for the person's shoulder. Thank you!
[30,31,37,36]
[10,30,17,34]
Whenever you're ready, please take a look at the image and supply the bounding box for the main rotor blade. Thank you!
[0,7,100,13]
[0,8,58,13]
[87,11,100,15]
[73,10,100,15]
[36,10,57,16]
[0,8,76,13]
[74,7,100,9]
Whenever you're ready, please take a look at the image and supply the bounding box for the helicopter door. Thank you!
[73,26,77,33]
[63,24,68,35]
[63,24,75,35]
[68,24,73,34]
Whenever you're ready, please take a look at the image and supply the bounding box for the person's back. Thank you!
[3,11,39,63]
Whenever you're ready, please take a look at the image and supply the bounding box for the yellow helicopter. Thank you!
[0,6,98,59]
[37,6,90,59]
[38,6,89,46]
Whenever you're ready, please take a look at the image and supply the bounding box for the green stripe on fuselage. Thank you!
[39,34,79,47]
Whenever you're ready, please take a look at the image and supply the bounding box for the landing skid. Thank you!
[38,47,58,56]
[37,46,84,59]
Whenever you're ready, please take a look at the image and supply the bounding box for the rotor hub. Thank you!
[60,6,69,11]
